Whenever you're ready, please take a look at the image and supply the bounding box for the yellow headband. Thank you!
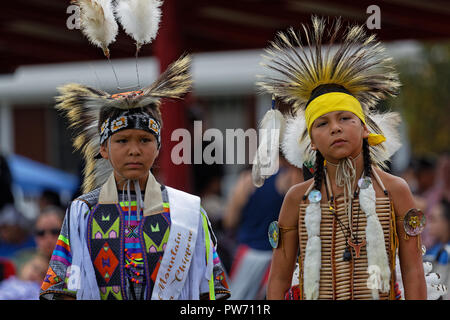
[305,92,365,131]
[305,91,385,146]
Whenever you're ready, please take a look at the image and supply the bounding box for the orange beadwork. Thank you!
[110,90,144,100]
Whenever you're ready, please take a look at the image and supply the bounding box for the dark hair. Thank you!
[306,84,353,108]
[97,105,163,144]
[0,155,14,210]
[362,138,373,178]
[38,205,65,222]
[442,199,450,222]
[439,199,450,242]
[313,151,325,191]
[40,189,62,208]
[312,137,372,192]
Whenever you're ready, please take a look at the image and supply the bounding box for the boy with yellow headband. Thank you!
[254,17,430,300]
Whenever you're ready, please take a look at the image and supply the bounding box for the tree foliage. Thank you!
[391,42,450,157]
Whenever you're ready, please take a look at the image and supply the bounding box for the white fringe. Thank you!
[303,201,321,299]
[359,181,391,299]
[252,109,285,187]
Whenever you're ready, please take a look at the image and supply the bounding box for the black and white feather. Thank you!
[77,0,119,58]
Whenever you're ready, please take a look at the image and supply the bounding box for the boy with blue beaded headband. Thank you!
[39,0,229,300]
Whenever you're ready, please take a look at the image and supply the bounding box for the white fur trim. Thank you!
[359,181,391,298]
[303,201,321,299]
[281,111,315,169]
[252,109,285,187]
[367,111,402,168]
[423,261,448,299]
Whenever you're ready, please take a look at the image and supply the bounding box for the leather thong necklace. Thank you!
[324,166,366,261]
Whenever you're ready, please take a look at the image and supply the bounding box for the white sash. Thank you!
[151,186,201,300]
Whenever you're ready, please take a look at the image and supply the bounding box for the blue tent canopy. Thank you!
[6,154,80,196]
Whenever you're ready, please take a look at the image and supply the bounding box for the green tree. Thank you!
[392,42,450,157]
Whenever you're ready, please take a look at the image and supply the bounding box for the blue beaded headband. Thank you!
[100,111,161,148]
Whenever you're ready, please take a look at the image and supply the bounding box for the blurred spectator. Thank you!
[400,162,419,194]
[426,153,450,210]
[0,154,35,259]
[193,156,235,272]
[33,205,65,261]
[405,156,437,248]
[0,207,35,259]
[0,252,47,300]
[423,199,450,300]
[0,154,14,214]
[223,156,302,299]
[0,258,16,282]
[38,189,62,211]
[12,205,65,272]
[413,156,436,197]
[193,153,225,227]
[409,153,450,249]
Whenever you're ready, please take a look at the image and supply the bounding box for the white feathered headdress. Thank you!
[56,54,192,194]
[253,16,402,185]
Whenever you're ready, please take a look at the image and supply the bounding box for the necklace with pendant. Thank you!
[324,168,366,261]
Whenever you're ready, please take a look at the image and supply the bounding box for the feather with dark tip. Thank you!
[257,16,403,168]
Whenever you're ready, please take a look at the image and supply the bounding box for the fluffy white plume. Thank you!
[367,111,402,167]
[252,109,285,187]
[115,0,163,50]
[396,258,448,299]
[78,0,118,57]
[422,261,449,300]
[281,110,314,169]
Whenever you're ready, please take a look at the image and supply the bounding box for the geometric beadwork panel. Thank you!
[142,213,171,297]
[88,204,123,288]
[90,237,122,287]
[94,241,119,284]
[99,285,123,300]
[142,214,170,252]
[93,205,119,234]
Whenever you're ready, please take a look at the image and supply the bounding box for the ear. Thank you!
[362,124,370,139]
[100,142,109,160]
[310,141,317,151]
[310,135,317,151]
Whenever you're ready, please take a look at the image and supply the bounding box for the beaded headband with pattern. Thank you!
[100,112,161,147]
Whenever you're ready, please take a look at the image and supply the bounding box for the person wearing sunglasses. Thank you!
[34,206,64,261]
